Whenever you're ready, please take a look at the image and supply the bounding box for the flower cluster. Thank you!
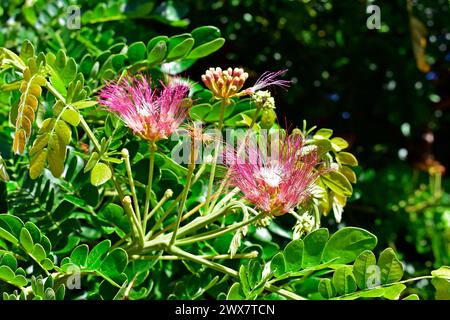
[201,67,291,100]
[252,90,275,110]
[98,75,190,142]
[201,67,249,99]
[225,133,321,216]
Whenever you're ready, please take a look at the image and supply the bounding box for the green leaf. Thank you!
[353,250,377,289]
[72,100,98,109]
[44,288,56,300]
[313,128,333,140]
[322,227,377,264]
[321,171,353,197]
[61,108,80,127]
[20,227,34,253]
[20,40,35,61]
[431,278,450,300]
[127,42,146,63]
[63,58,77,84]
[227,283,245,300]
[382,283,406,300]
[0,215,24,239]
[112,54,127,71]
[191,26,221,46]
[302,228,329,268]
[330,137,349,151]
[98,203,130,236]
[238,265,250,296]
[155,153,188,177]
[147,36,168,53]
[377,248,403,284]
[332,266,357,296]
[47,132,66,177]
[148,40,167,64]
[188,103,212,121]
[204,101,235,122]
[403,294,420,300]
[84,152,100,173]
[283,239,304,272]
[167,38,194,60]
[22,5,37,26]
[29,149,48,180]
[432,266,450,279]
[87,240,111,269]
[247,260,262,289]
[0,226,18,244]
[10,275,27,287]
[0,265,15,282]
[336,152,358,167]
[0,253,17,270]
[319,278,336,299]
[55,120,72,145]
[31,244,47,262]
[41,258,54,270]
[99,248,128,282]
[70,244,89,267]
[91,162,112,186]
[270,252,285,278]
[186,37,225,59]
[63,194,86,208]
[340,166,357,184]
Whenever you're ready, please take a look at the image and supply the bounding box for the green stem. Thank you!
[137,202,234,254]
[176,212,264,246]
[168,246,306,300]
[143,142,156,232]
[132,251,259,261]
[122,148,141,223]
[122,196,144,248]
[204,98,228,213]
[169,142,196,246]
[144,189,173,239]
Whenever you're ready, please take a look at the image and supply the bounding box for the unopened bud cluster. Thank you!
[254,215,272,228]
[201,67,249,99]
[252,90,275,110]
[293,212,315,239]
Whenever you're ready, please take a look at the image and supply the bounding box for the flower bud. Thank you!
[164,189,173,198]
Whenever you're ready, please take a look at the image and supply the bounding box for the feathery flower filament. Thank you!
[225,133,321,216]
[98,75,190,142]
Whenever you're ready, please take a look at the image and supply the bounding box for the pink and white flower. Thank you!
[98,75,190,142]
[225,133,321,216]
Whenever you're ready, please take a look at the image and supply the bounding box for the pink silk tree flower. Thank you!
[98,75,190,142]
[225,133,321,216]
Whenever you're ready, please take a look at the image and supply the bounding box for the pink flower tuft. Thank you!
[224,133,320,216]
[243,69,291,95]
[98,75,190,142]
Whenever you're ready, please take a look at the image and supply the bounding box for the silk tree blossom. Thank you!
[98,75,190,142]
[225,133,321,216]
[201,67,291,100]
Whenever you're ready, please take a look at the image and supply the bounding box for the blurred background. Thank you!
[1,0,449,298]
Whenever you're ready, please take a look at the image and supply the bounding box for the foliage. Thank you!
[0,0,448,301]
